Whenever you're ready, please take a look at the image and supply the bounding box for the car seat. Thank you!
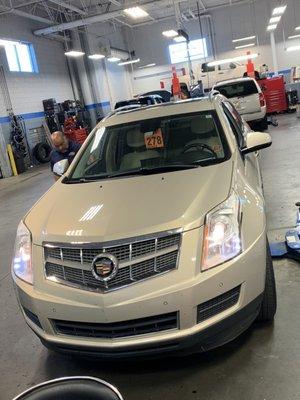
[187,116,223,157]
[120,127,159,170]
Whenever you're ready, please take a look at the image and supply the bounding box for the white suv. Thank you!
[12,95,276,357]
[213,77,267,131]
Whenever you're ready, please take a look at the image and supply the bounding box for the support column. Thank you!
[270,31,278,76]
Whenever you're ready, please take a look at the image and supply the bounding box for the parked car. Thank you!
[114,94,164,110]
[143,90,172,102]
[213,77,267,130]
[12,94,276,358]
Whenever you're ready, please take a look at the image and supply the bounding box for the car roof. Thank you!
[214,77,256,86]
[101,96,220,127]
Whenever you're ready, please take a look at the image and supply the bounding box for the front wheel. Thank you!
[256,241,277,322]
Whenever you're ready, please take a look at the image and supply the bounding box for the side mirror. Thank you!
[53,159,69,176]
[241,131,272,155]
[13,376,124,400]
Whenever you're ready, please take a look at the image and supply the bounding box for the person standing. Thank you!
[50,131,81,179]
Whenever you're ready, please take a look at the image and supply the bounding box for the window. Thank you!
[169,38,207,64]
[0,39,38,73]
[215,80,258,99]
[68,111,230,182]
[222,102,246,149]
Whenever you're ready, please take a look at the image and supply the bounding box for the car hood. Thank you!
[26,160,233,245]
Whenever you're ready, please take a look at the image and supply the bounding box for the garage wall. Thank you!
[0,15,74,124]
[130,0,300,93]
[0,14,75,176]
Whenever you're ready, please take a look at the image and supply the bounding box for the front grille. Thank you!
[52,311,178,339]
[44,232,181,292]
[197,286,241,323]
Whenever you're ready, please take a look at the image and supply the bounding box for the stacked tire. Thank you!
[33,142,52,164]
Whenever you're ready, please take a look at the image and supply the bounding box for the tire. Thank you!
[257,241,277,322]
[257,115,268,131]
[33,142,52,163]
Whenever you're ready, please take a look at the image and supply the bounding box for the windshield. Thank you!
[216,80,258,98]
[68,111,230,182]
[115,99,139,109]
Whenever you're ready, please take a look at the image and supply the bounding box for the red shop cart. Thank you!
[257,75,288,114]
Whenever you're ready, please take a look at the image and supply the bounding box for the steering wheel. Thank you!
[181,143,217,158]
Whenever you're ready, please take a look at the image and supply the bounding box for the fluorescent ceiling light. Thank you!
[138,63,156,69]
[235,43,255,49]
[286,45,300,52]
[88,54,105,59]
[118,58,140,66]
[124,6,149,19]
[65,50,85,57]
[267,24,277,31]
[232,35,256,43]
[296,26,300,31]
[162,30,178,38]
[269,16,281,23]
[288,34,300,39]
[173,35,187,42]
[207,53,258,67]
[272,5,287,15]
[107,57,120,62]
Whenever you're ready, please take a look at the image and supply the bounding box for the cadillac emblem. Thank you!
[91,253,119,282]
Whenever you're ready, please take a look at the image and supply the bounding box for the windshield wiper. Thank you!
[62,175,109,184]
[63,163,209,183]
[107,164,200,178]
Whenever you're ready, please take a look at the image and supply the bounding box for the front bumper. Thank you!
[13,228,266,357]
[40,293,262,358]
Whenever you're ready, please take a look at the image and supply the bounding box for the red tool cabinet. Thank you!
[257,76,288,114]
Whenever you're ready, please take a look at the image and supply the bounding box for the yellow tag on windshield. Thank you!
[144,129,164,149]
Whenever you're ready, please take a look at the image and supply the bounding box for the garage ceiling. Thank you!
[0,0,255,35]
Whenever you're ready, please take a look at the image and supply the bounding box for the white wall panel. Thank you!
[0,15,73,116]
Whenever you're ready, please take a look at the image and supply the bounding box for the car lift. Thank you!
[270,203,300,261]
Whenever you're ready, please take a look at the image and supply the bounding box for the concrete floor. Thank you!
[1,114,300,400]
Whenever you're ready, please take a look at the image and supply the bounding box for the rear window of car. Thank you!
[115,100,139,109]
[215,80,258,98]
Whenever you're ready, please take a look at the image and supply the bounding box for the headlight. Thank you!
[12,220,33,284]
[202,191,242,271]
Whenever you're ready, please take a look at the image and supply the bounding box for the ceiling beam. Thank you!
[1,8,54,23]
[110,0,122,5]
[33,0,256,36]
[33,0,189,35]
[48,0,87,15]
[198,0,206,11]
[113,17,133,28]
[0,0,45,15]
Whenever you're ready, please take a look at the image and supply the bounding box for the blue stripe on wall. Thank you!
[0,116,10,124]
[86,101,111,110]
[22,111,45,120]
[0,101,111,124]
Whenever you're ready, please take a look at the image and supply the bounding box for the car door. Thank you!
[222,101,262,194]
